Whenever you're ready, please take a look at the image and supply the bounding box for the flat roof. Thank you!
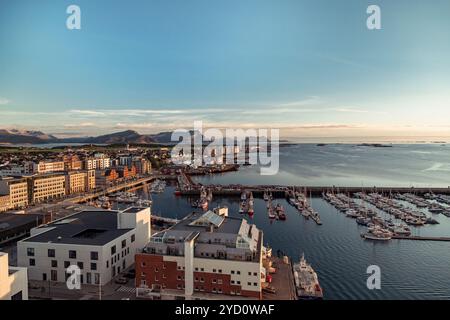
[22,210,132,246]
[123,207,147,214]
[0,213,43,231]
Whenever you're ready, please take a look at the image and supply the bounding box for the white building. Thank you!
[84,155,111,170]
[0,252,28,300]
[17,207,151,286]
[136,208,264,300]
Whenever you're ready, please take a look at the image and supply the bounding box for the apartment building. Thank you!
[95,169,119,189]
[132,157,151,175]
[0,177,29,209]
[0,252,28,300]
[34,161,65,174]
[65,171,88,194]
[86,169,96,191]
[0,194,10,212]
[116,165,137,179]
[0,165,26,177]
[17,207,151,286]
[135,208,264,300]
[63,155,83,171]
[30,174,66,204]
[84,154,111,170]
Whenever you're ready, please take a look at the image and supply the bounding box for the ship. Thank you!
[293,254,323,300]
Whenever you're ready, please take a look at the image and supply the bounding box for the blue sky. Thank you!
[1,0,450,140]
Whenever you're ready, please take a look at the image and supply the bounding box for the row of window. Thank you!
[27,248,99,261]
[29,259,98,271]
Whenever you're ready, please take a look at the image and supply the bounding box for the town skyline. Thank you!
[1,0,450,140]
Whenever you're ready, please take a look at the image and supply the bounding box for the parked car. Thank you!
[115,277,128,284]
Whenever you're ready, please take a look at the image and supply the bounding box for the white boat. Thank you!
[293,254,323,300]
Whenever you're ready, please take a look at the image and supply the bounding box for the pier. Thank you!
[179,185,450,197]
[392,235,450,242]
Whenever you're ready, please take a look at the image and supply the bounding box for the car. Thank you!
[115,277,128,284]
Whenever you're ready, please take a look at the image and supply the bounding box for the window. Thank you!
[253,272,257,276]
[247,282,251,286]
[94,273,100,285]
[213,269,216,273]
[177,275,181,280]
[231,280,235,284]
[200,268,204,272]
[90,251,98,260]
[253,283,257,286]
[218,279,223,284]
[237,271,240,275]
[51,270,57,281]
[127,248,130,254]
[155,267,159,273]
[91,263,97,271]
[48,249,55,258]
[248,272,251,276]
[106,261,109,268]
[237,281,241,285]
[51,260,58,268]
[27,248,35,257]
[77,262,84,270]
[231,270,235,274]
[212,279,217,283]
[131,234,135,242]
[29,258,35,266]
[69,250,76,259]
[218,269,222,273]
[195,267,198,271]
[111,245,116,255]
[141,262,146,267]
[200,277,204,283]
[122,239,126,248]
[86,272,91,284]
[64,261,70,268]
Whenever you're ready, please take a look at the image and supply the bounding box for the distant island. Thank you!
[357,143,393,148]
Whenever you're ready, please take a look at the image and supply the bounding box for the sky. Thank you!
[1,0,450,141]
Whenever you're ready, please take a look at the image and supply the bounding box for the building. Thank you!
[17,207,151,286]
[135,208,264,300]
[29,174,66,204]
[33,161,65,174]
[0,252,28,300]
[65,171,88,195]
[0,194,10,212]
[132,157,151,175]
[84,154,111,170]
[116,165,137,179]
[0,177,29,209]
[86,169,96,191]
[95,169,119,189]
[0,213,45,245]
[63,155,83,171]
[0,165,26,177]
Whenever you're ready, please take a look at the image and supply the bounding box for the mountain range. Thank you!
[0,129,204,145]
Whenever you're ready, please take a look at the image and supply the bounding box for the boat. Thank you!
[263,190,269,201]
[268,208,276,219]
[362,227,392,241]
[293,254,323,300]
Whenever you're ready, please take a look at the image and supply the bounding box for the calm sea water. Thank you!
[139,144,450,300]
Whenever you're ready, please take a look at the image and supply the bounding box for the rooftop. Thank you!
[22,210,132,246]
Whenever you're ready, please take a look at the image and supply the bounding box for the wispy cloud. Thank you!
[0,97,11,105]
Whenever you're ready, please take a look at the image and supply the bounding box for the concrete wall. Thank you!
[0,252,28,300]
